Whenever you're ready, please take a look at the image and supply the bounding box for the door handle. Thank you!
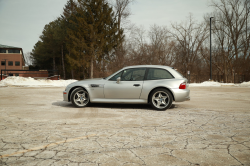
[133,84,140,87]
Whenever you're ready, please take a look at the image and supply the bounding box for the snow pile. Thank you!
[189,81,222,87]
[1,76,249,88]
[0,76,77,87]
[239,81,250,87]
[189,81,250,87]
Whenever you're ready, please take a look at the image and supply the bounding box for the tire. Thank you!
[71,88,90,108]
[149,88,173,111]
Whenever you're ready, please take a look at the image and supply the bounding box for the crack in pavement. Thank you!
[0,134,96,159]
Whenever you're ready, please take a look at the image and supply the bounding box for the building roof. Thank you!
[0,44,22,49]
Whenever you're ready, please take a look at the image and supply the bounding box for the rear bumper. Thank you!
[172,89,190,102]
[63,91,68,101]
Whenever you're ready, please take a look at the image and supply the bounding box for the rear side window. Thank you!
[146,68,174,80]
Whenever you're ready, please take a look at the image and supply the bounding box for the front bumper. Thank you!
[172,89,190,102]
[63,91,68,101]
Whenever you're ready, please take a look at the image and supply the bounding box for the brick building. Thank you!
[0,44,59,80]
[0,44,25,72]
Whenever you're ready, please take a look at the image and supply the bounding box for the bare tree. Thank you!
[208,0,250,82]
[169,14,209,77]
[109,0,135,31]
[148,24,175,66]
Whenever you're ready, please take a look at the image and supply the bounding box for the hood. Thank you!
[67,78,105,87]
[79,78,103,81]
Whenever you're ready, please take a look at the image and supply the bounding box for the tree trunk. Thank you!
[90,42,94,79]
[224,63,227,83]
[83,67,85,80]
[71,70,74,79]
[91,56,93,79]
[61,45,66,80]
[53,56,56,75]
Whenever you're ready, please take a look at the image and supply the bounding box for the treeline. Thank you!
[31,0,250,83]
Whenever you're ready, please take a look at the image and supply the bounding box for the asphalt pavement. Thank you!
[0,86,250,165]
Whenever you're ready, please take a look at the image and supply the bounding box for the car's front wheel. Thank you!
[150,88,173,111]
[71,88,90,108]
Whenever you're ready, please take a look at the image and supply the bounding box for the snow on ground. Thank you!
[0,76,77,87]
[189,81,250,87]
[0,76,250,87]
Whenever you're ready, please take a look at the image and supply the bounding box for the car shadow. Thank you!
[52,101,75,108]
[52,101,176,110]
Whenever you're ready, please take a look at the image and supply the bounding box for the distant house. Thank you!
[0,44,25,72]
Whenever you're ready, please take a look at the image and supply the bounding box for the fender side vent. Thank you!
[91,84,99,87]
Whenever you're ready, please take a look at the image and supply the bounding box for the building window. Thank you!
[1,61,5,66]
[15,74,19,76]
[15,61,20,66]
[8,73,13,76]
[8,61,13,66]
[0,49,7,53]
[8,49,20,53]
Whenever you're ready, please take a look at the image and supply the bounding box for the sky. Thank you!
[0,0,214,54]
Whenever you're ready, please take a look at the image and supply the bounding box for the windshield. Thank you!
[103,70,121,80]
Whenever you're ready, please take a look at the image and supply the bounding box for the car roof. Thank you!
[123,65,173,69]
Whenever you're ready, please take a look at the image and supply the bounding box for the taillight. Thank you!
[179,82,186,89]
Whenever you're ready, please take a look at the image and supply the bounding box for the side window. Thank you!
[146,68,174,80]
[109,71,123,81]
[121,68,146,81]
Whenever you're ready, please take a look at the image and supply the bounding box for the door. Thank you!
[104,68,146,99]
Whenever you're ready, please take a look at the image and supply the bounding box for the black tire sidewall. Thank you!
[71,88,90,108]
[149,88,173,111]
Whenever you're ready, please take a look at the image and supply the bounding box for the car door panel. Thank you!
[104,68,146,99]
[104,81,144,99]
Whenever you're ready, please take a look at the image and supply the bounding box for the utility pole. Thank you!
[210,17,214,81]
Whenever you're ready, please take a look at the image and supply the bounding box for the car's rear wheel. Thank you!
[150,88,173,111]
[71,88,90,108]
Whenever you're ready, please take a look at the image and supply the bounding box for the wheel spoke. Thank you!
[161,100,167,106]
[153,96,159,101]
[79,100,84,104]
[162,95,168,99]
[158,93,162,98]
[82,93,87,100]
[76,93,81,98]
[156,100,161,107]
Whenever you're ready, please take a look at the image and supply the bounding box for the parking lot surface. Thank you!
[0,86,250,166]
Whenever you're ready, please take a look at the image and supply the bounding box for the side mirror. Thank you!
[116,77,121,84]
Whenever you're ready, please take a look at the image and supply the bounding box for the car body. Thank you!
[63,65,190,110]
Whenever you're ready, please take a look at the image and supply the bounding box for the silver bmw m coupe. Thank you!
[63,65,190,110]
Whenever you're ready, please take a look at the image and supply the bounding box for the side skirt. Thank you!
[90,98,148,104]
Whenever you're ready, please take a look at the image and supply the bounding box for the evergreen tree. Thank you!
[61,0,78,79]
[67,0,123,78]
[53,18,67,79]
